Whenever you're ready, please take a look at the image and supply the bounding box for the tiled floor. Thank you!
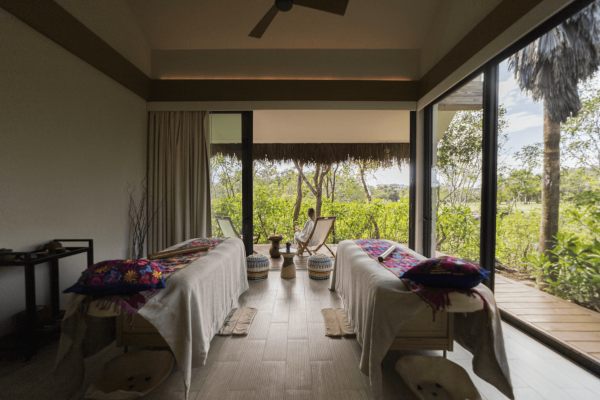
[2,270,600,399]
[496,275,600,365]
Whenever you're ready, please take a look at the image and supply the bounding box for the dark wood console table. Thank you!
[0,239,93,358]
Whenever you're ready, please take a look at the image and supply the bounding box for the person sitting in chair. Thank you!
[294,207,317,253]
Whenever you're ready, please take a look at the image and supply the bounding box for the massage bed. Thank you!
[330,239,514,400]
[55,237,248,399]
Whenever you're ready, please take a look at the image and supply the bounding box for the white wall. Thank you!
[0,9,147,336]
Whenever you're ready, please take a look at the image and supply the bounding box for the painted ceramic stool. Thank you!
[307,253,333,280]
[246,254,270,280]
[280,249,297,279]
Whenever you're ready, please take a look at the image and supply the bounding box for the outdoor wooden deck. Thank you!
[254,243,338,269]
[495,275,600,369]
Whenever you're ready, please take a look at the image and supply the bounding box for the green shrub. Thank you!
[436,205,480,262]
[496,209,541,270]
[526,233,600,311]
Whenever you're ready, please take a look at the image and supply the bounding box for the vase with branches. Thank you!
[128,177,162,259]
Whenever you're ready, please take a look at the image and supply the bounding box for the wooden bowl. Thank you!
[395,355,481,400]
[85,350,174,399]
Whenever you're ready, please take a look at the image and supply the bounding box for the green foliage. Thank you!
[498,169,541,205]
[436,206,480,261]
[211,192,410,245]
[561,78,600,173]
[526,232,600,311]
[496,209,541,269]
[524,190,600,310]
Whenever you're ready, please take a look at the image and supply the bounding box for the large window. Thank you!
[429,75,484,262]
[209,113,243,236]
[209,112,254,255]
[494,20,600,312]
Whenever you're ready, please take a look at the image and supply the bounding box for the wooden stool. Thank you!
[280,249,297,279]
[267,236,283,258]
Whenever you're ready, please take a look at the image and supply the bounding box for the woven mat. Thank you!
[217,307,258,336]
[321,308,355,337]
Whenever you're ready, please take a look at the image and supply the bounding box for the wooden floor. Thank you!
[496,275,600,365]
[2,271,600,400]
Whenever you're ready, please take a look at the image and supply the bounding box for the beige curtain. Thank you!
[147,111,211,254]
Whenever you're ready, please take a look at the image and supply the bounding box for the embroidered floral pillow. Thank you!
[402,256,489,289]
[63,259,165,295]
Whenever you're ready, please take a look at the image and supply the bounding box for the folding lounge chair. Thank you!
[215,216,260,253]
[296,216,336,257]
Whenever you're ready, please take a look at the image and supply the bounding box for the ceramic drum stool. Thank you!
[246,254,269,280]
[307,254,333,280]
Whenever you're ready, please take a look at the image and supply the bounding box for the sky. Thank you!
[498,59,544,157]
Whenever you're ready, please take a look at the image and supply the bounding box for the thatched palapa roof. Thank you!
[211,143,410,166]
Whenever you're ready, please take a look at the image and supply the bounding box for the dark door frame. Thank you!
[421,106,433,258]
[211,111,254,256]
[408,111,417,251]
[480,64,499,291]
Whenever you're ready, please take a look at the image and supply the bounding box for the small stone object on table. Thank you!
[307,253,333,280]
[281,242,297,279]
[267,235,283,258]
[246,253,270,280]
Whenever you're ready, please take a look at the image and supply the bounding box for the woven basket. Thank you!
[246,254,270,280]
[307,253,333,280]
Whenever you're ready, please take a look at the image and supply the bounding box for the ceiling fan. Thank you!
[249,0,350,39]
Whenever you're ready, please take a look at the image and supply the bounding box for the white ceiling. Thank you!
[253,110,409,143]
[125,0,440,50]
[210,110,409,144]
[55,0,507,81]
[53,0,572,99]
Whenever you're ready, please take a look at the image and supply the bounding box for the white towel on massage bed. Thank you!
[54,237,248,400]
[329,239,514,400]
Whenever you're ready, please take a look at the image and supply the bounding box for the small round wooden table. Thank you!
[280,249,297,279]
[267,236,283,258]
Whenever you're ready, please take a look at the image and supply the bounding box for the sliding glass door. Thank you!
[209,111,253,255]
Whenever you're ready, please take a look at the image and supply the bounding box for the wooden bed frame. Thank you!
[116,312,168,348]
[390,307,454,352]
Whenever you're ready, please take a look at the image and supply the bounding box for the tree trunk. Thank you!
[294,161,331,218]
[315,190,323,218]
[539,106,561,267]
[293,162,304,223]
[359,161,371,202]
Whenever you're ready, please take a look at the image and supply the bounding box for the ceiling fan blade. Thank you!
[249,4,280,38]
[294,0,349,16]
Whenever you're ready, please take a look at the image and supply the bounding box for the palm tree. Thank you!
[508,1,600,264]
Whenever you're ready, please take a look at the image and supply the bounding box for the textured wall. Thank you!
[0,9,147,336]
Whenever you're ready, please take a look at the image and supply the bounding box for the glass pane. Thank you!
[431,75,484,261]
[495,2,600,315]
[209,113,242,237]
[251,110,410,249]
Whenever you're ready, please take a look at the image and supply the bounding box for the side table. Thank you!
[267,236,283,258]
[280,249,297,279]
[0,239,93,359]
